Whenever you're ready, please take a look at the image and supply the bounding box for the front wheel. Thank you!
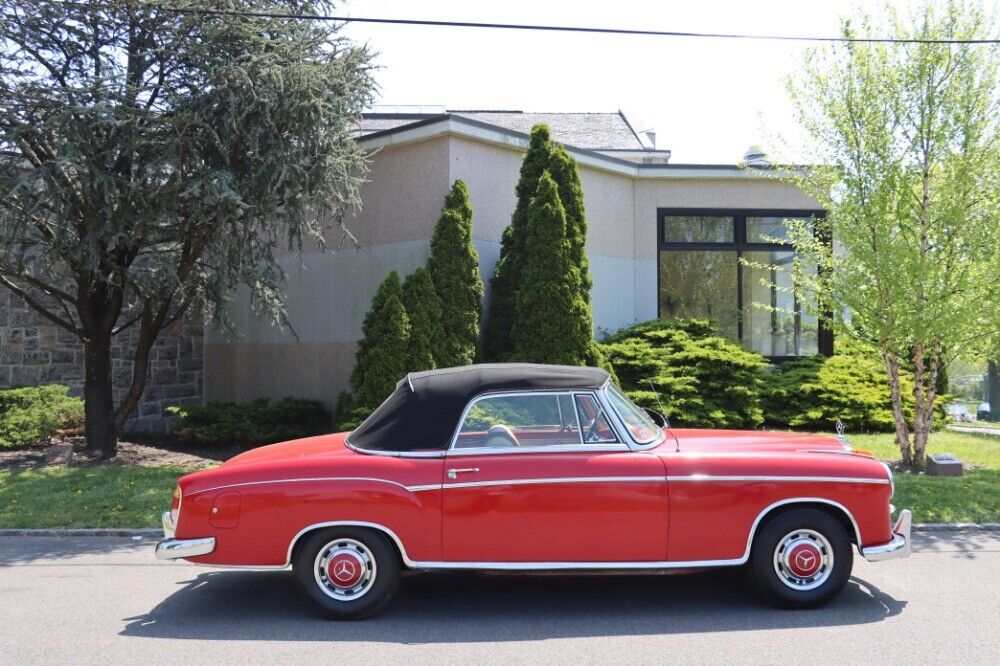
[292,527,401,619]
[748,508,853,608]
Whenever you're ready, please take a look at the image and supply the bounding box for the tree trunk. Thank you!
[912,341,942,469]
[989,361,1000,422]
[83,334,118,457]
[883,351,912,466]
[911,343,927,469]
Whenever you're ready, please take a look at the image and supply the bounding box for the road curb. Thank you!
[913,523,1000,531]
[1,524,999,537]
[0,528,163,537]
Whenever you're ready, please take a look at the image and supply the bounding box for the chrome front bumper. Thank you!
[860,509,912,562]
[155,511,216,561]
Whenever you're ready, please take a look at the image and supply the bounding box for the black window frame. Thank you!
[656,207,833,361]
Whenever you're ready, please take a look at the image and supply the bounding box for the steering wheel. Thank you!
[584,418,599,443]
[485,424,519,448]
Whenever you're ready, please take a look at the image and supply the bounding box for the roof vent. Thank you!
[743,145,771,167]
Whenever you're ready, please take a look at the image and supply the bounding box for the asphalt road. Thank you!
[1,533,998,665]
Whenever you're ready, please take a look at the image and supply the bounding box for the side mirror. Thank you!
[643,407,668,428]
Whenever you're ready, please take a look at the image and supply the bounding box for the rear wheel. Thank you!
[292,527,401,619]
[748,508,853,608]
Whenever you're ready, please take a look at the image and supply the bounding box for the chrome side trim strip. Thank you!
[665,475,889,485]
[436,475,666,491]
[187,477,417,496]
[189,473,889,497]
[446,444,630,456]
[344,441,447,458]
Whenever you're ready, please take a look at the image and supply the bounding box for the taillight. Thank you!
[852,449,875,458]
[171,486,181,526]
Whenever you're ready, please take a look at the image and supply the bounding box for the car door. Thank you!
[441,391,668,563]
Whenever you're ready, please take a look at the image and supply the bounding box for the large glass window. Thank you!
[455,393,614,449]
[662,215,734,243]
[658,249,739,340]
[657,211,827,358]
[742,251,818,356]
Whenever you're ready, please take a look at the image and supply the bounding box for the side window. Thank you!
[455,393,582,449]
[574,394,618,443]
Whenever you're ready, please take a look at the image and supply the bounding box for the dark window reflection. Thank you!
[658,250,739,340]
[662,216,734,243]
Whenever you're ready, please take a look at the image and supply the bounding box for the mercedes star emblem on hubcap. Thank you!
[333,560,356,582]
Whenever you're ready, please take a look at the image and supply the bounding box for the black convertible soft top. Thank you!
[347,363,611,452]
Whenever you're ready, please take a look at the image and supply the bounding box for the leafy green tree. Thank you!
[484,125,553,360]
[783,0,1000,466]
[0,1,373,456]
[427,180,483,367]
[401,267,444,372]
[512,172,593,365]
[348,272,411,410]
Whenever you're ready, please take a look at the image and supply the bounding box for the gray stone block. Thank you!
[927,453,963,476]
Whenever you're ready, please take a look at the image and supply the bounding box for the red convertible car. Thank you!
[156,364,911,619]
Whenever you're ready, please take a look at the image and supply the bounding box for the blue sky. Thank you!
[340,0,999,163]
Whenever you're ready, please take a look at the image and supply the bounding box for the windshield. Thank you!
[606,385,662,445]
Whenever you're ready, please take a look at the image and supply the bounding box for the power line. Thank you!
[144,5,1000,45]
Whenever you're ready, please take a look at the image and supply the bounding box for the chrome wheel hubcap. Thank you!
[773,529,833,591]
[314,538,377,601]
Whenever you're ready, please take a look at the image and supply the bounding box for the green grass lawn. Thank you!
[849,430,1000,468]
[892,470,1000,523]
[847,430,1000,523]
[0,466,191,529]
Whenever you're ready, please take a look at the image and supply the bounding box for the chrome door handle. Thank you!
[447,467,480,480]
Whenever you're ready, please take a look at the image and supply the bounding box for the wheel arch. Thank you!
[286,521,413,569]
[744,497,862,560]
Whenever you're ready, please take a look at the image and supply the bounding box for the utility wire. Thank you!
[142,5,1000,45]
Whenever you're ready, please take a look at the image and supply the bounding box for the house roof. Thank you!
[355,111,795,179]
[359,109,649,151]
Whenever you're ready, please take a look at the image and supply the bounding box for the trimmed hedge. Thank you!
[0,385,84,449]
[600,319,767,428]
[761,339,947,432]
[167,398,330,446]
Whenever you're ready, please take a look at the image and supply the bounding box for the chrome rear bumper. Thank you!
[155,510,216,561]
[861,509,912,562]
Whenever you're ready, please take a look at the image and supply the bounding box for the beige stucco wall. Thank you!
[338,135,453,249]
[205,131,821,407]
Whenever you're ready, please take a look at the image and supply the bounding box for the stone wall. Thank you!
[0,289,203,433]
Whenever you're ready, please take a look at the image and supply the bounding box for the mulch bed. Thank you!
[0,436,242,471]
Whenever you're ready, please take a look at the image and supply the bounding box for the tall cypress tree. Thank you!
[548,143,592,303]
[401,267,444,372]
[427,180,484,367]
[348,271,411,409]
[483,125,554,361]
[512,172,592,365]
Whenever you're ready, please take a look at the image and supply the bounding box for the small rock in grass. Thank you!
[44,442,74,465]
